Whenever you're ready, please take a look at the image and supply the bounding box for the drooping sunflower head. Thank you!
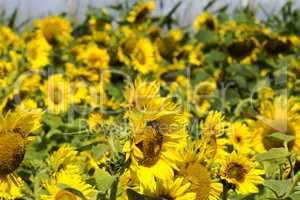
[127,1,156,24]
[34,16,72,45]
[220,152,264,195]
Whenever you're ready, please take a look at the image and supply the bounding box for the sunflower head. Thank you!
[221,152,264,195]
[131,38,157,74]
[202,111,227,136]
[227,37,259,64]
[0,132,25,175]
[193,12,218,31]
[127,1,156,24]
[34,16,72,45]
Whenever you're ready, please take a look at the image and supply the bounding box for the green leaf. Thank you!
[43,114,63,129]
[256,148,290,161]
[92,143,109,160]
[206,50,225,64]
[267,132,295,144]
[94,169,116,193]
[290,192,300,200]
[264,179,291,197]
[196,30,218,43]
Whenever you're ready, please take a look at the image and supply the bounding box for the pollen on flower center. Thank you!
[227,163,246,182]
[54,190,77,200]
[136,121,163,167]
[0,132,25,176]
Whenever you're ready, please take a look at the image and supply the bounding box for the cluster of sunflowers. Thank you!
[1,1,300,199]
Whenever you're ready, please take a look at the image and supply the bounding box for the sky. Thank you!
[0,0,300,27]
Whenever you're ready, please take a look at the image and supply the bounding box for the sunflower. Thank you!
[26,34,52,69]
[193,80,217,117]
[220,152,264,195]
[227,37,260,64]
[35,16,72,45]
[40,169,96,200]
[145,177,196,200]
[253,94,300,159]
[127,1,155,24]
[48,144,81,175]
[41,74,71,113]
[0,26,20,50]
[0,61,14,88]
[227,121,253,154]
[0,107,41,199]
[179,141,223,200]
[123,81,188,192]
[78,44,110,69]
[88,112,114,133]
[201,111,229,161]
[193,12,218,31]
[131,38,157,74]
[188,44,204,66]
[263,34,300,58]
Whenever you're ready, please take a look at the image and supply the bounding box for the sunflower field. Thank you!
[2,0,300,199]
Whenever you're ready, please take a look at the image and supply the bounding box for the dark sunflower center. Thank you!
[228,40,255,59]
[136,121,163,167]
[264,39,292,55]
[135,8,150,24]
[235,135,242,143]
[227,163,246,182]
[0,132,25,176]
[55,190,77,200]
[205,18,216,30]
